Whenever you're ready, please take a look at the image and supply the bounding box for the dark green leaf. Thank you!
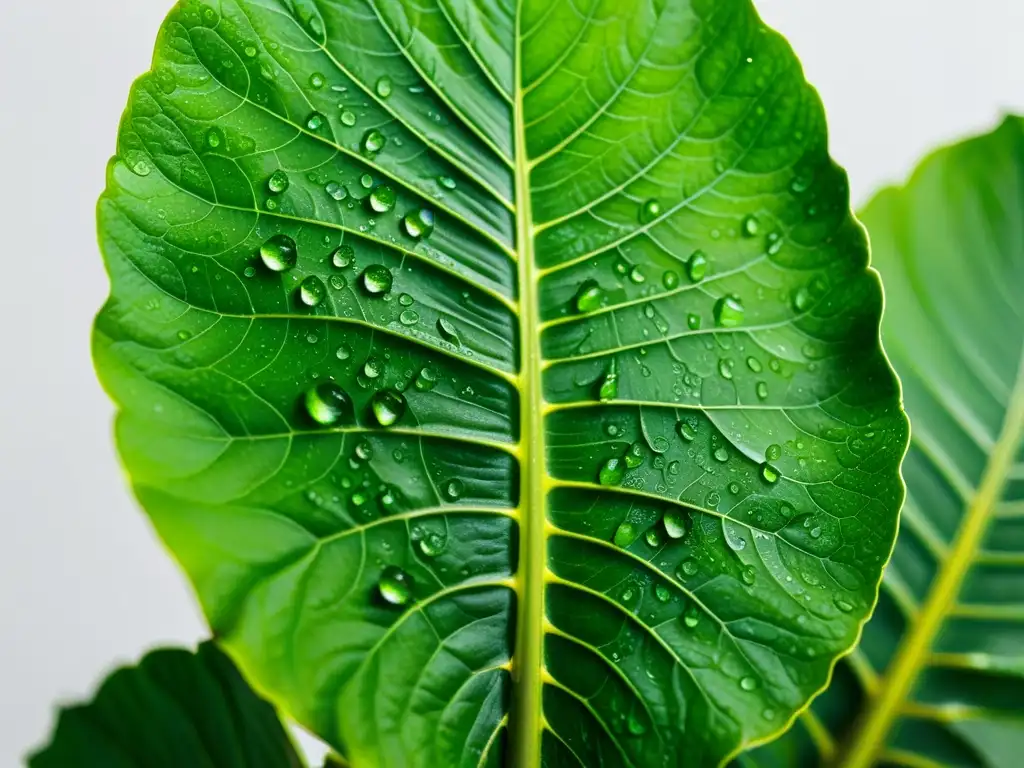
[740,117,1024,768]
[28,643,304,767]
[94,1,906,765]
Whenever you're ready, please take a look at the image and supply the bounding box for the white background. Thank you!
[1,1,1022,764]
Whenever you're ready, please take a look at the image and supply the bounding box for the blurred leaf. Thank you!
[93,0,906,765]
[740,117,1024,768]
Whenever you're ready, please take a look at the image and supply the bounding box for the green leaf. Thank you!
[28,643,304,767]
[738,118,1024,768]
[93,1,906,765]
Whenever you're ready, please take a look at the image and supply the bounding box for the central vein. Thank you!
[509,12,547,765]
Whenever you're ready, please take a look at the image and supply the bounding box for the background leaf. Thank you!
[28,642,304,767]
[94,0,906,765]
[740,117,1024,768]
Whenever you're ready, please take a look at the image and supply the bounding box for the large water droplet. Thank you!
[662,270,680,290]
[332,244,354,268]
[368,184,396,213]
[437,317,460,344]
[624,442,646,469]
[419,532,446,557]
[573,280,604,313]
[371,389,406,426]
[299,276,326,307]
[414,367,438,391]
[713,295,745,327]
[306,111,326,131]
[679,559,699,577]
[375,75,393,99]
[267,170,289,194]
[687,250,707,282]
[363,356,383,379]
[760,463,780,484]
[404,208,435,239]
[308,72,326,89]
[259,234,298,272]
[654,584,671,603]
[663,511,688,539]
[599,457,625,486]
[741,215,760,238]
[740,676,758,691]
[683,606,700,628]
[614,521,639,548]
[756,381,769,400]
[399,309,419,326]
[645,528,663,547]
[444,479,465,501]
[304,382,353,426]
[378,566,412,605]
[340,109,357,127]
[362,129,386,154]
[360,264,393,296]
[766,443,782,461]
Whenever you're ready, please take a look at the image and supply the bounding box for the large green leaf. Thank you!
[739,118,1024,768]
[28,643,304,767]
[94,0,906,765]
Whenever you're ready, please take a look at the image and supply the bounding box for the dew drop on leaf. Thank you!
[360,264,393,296]
[404,208,435,239]
[645,528,663,547]
[444,479,465,500]
[628,265,646,284]
[437,175,457,190]
[760,463,780,484]
[371,389,406,426]
[298,276,326,307]
[679,559,699,577]
[306,111,326,131]
[362,129,386,154]
[686,250,707,282]
[363,357,383,379]
[340,110,357,127]
[713,295,745,327]
[354,440,373,461]
[304,382,353,426]
[332,245,354,268]
[627,714,647,735]
[360,174,373,189]
[205,128,223,149]
[599,360,619,402]
[663,511,688,539]
[713,446,729,463]
[834,595,854,613]
[687,313,702,330]
[718,359,734,380]
[683,606,700,628]
[378,566,412,605]
[662,270,680,290]
[741,566,757,585]
[308,72,325,89]
[259,234,298,272]
[419,532,446,557]
[613,521,639,548]
[654,584,671,603]
[740,676,758,691]
[368,184,396,213]
[639,199,661,223]
[677,420,696,442]
[335,344,352,360]
[399,309,419,326]
[599,457,625,486]
[436,317,460,344]
[573,279,604,313]
[741,214,760,237]
[624,442,646,469]
[375,75,393,99]
[414,367,438,391]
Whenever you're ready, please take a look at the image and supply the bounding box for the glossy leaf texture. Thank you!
[740,118,1024,768]
[27,643,304,767]
[93,0,906,765]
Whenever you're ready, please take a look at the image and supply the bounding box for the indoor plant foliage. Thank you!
[39,0,922,765]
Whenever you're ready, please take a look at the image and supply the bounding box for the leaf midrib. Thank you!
[838,345,1024,768]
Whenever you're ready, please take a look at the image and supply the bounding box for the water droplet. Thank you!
[662,270,680,290]
[810,526,822,539]
[404,208,435,239]
[718,359,734,380]
[330,275,347,290]
[331,245,354,269]
[335,344,352,360]
[677,421,696,442]
[741,215,760,237]
[663,511,688,539]
[573,280,604,313]
[654,584,671,603]
[741,566,757,585]
[304,382,353,426]
[379,488,397,511]
[362,129,386,154]
[792,285,813,312]
[368,184,396,213]
[645,528,663,547]
[627,714,647,735]
[444,479,465,500]
[205,128,223,149]
[340,110,357,127]
[243,266,256,278]
[760,463,780,484]
[765,444,782,461]
[325,181,347,201]
[713,295,745,327]
[436,317,460,344]
[687,250,707,282]
[399,309,419,326]
[746,356,763,373]
[683,606,700,628]
[713,447,729,463]
[628,265,646,284]
[259,234,298,272]
[687,313,702,330]
[639,199,661,224]
[361,264,393,296]
[378,566,412,605]
[131,159,152,176]
[360,174,373,189]
[414,367,438,391]
[834,595,854,613]
[599,360,619,402]
[438,175,457,190]
[375,75,393,99]
[740,676,758,691]
[679,559,699,577]
[371,389,406,426]
[306,111,326,131]
[599,457,625,486]
[419,532,446,557]
[309,72,326,89]
[298,276,326,307]
[613,521,639,548]
[756,381,769,400]
[624,442,646,469]
[363,356,383,379]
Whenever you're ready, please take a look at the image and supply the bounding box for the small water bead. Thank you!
[834,595,855,613]
[687,313,702,330]
[265,198,279,211]
[683,606,701,628]
[627,714,647,736]
[741,567,757,585]
[309,72,326,89]
[718,359,734,380]
[306,111,326,131]
[628,265,646,284]
[379,488,397,511]
[741,215,760,237]
[645,528,663,548]
[298,276,326,307]
[663,511,688,539]
[756,381,769,400]
[444,479,465,500]
[304,382,353,426]
[654,584,671,603]
[363,357,383,379]
[713,447,729,463]
[359,174,373,189]
[613,521,639,548]
[340,110,357,126]
[205,128,223,149]
[243,266,256,278]
[624,442,646,469]
[599,361,619,402]
[746,356,763,373]
[325,181,348,201]
[335,343,352,360]
[573,280,604,313]
[378,566,413,605]
[713,295,745,327]
[368,184,396,213]
[330,275,347,290]
[437,317,460,344]
[662,270,680,290]
[677,421,696,442]
[765,444,783,461]
[419,532,446,557]
[259,234,298,272]
[404,208,435,239]
[766,231,783,255]
[399,310,419,326]
[332,245,354,268]
[740,676,758,691]
[760,463,780,484]
[414,367,438,391]
[438,175,457,190]
[362,129,386,154]
[375,75,393,99]
[679,559,699,577]
[371,389,407,426]
[687,250,708,282]
[361,264,394,296]
[639,199,662,224]
[599,457,625,486]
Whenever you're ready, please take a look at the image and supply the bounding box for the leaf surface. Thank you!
[94,1,907,765]
[740,118,1024,768]
[28,643,304,767]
